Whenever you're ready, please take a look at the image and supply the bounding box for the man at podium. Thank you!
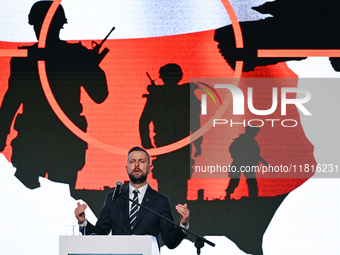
[74,146,189,249]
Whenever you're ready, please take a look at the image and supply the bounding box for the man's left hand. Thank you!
[175,203,190,226]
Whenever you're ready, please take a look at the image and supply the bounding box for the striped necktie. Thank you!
[129,189,139,230]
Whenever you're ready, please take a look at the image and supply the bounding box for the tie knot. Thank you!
[133,189,139,197]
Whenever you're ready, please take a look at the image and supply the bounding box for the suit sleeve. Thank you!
[159,196,187,249]
[83,193,112,235]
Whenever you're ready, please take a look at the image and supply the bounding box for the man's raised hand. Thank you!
[74,202,87,224]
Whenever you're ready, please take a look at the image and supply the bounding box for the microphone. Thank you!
[112,181,123,201]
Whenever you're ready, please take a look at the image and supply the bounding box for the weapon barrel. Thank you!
[98,27,115,48]
[146,72,153,81]
[146,72,156,86]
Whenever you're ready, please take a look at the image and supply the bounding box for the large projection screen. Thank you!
[0,1,339,254]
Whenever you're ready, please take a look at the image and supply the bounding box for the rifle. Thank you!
[146,72,156,86]
[91,26,115,64]
[260,156,270,167]
[142,72,156,98]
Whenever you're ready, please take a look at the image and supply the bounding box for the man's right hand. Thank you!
[74,202,87,224]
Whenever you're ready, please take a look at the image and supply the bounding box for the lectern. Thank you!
[59,235,160,255]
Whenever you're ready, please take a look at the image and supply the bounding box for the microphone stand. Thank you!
[120,194,215,255]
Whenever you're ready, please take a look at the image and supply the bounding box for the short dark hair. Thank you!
[127,146,150,163]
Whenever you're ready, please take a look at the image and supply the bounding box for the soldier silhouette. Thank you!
[226,126,269,199]
[0,1,108,214]
[139,63,202,213]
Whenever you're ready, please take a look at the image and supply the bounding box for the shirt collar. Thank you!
[129,183,148,196]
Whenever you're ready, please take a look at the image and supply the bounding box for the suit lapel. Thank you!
[132,185,155,230]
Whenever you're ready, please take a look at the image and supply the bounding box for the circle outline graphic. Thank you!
[37,0,244,156]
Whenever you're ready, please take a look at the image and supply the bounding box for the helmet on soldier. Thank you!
[159,63,183,84]
[245,126,260,136]
[28,1,67,28]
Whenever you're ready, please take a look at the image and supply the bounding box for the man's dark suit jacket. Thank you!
[83,185,187,249]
